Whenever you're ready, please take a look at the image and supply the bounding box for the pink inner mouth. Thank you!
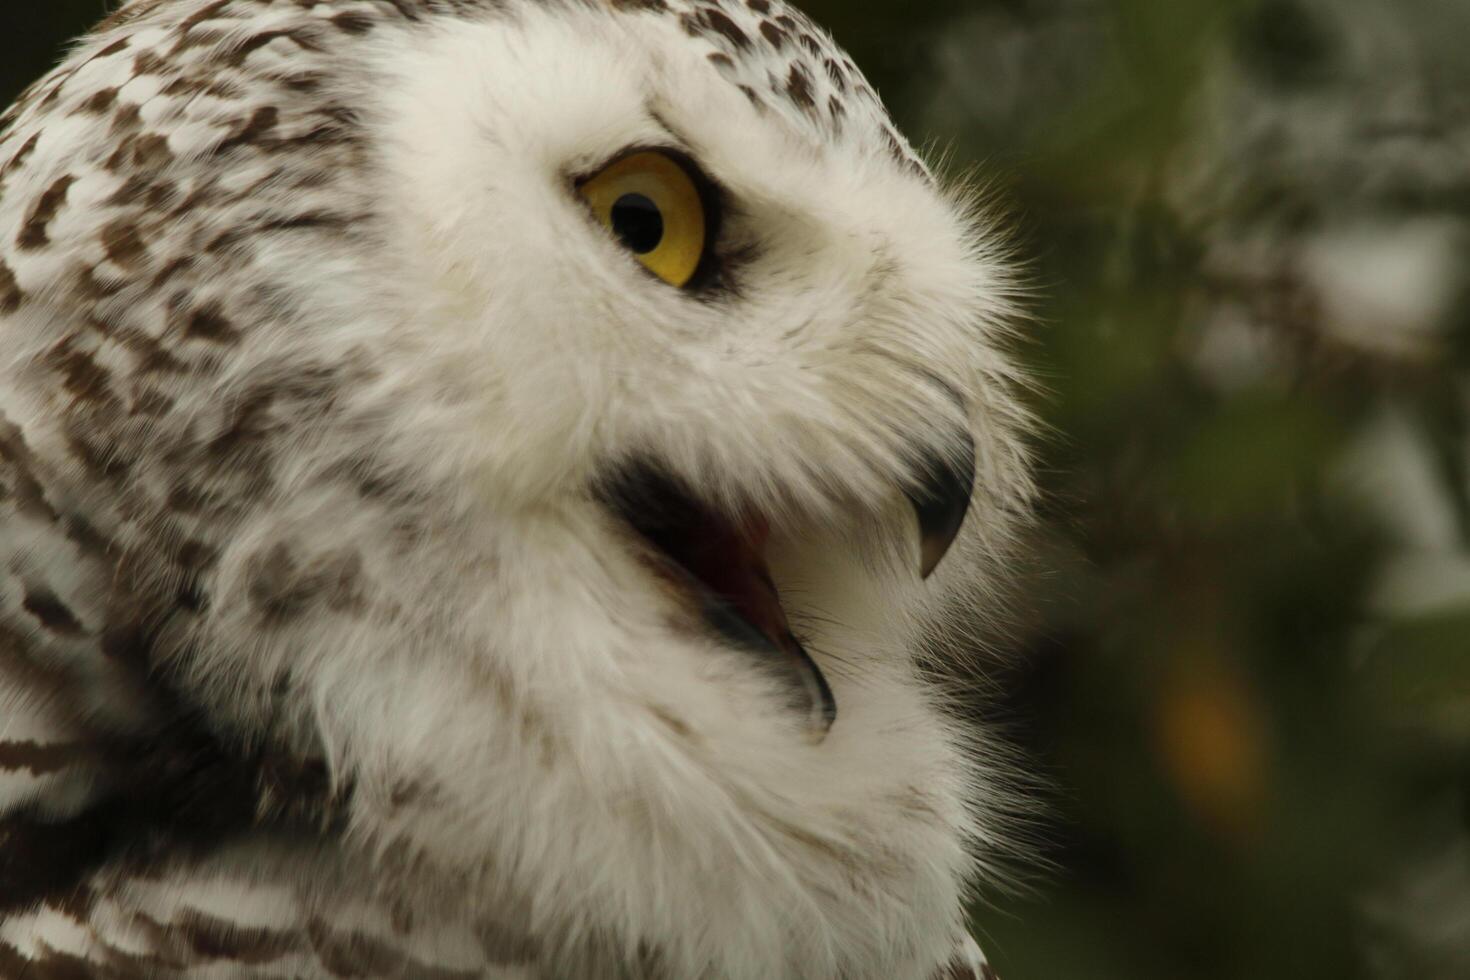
[674,511,803,657]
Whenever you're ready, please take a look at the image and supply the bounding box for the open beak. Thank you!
[601,422,974,745]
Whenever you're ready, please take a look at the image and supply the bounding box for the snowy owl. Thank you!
[0,0,1031,976]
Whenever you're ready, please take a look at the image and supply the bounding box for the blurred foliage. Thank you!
[856,1,1470,978]
[5,1,1469,978]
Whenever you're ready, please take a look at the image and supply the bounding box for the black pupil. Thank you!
[610,193,664,255]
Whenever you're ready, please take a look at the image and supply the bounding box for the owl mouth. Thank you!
[600,465,838,741]
[600,438,974,743]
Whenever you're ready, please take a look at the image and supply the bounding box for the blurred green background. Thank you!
[6,2,1468,978]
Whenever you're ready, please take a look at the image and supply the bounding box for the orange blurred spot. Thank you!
[1155,662,1267,842]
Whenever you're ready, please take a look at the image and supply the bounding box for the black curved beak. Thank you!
[906,428,976,579]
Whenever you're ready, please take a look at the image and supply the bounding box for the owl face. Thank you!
[357,0,1025,724]
[0,1,1029,977]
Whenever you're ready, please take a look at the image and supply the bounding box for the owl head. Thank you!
[0,0,1032,976]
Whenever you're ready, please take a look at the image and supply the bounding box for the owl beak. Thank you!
[906,430,976,580]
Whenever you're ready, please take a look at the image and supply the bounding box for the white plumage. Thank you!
[0,1,1031,977]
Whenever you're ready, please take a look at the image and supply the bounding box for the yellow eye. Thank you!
[578,150,711,289]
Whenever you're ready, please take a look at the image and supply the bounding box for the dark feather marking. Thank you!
[223,29,326,68]
[65,428,132,484]
[17,174,76,250]
[110,102,143,135]
[207,211,355,252]
[277,71,326,93]
[104,132,173,172]
[112,323,188,373]
[77,86,120,114]
[380,0,426,20]
[216,105,280,154]
[108,174,178,209]
[174,910,303,965]
[96,0,169,33]
[22,588,85,636]
[0,259,22,314]
[132,49,172,76]
[98,616,150,667]
[177,539,220,576]
[0,414,60,522]
[73,265,125,300]
[824,57,847,91]
[149,254,196,290]
[330,11,376,34]
[3,132,41,175]
[178,0,234,34]
[39,82,66,111]
[95,37,132,58]
[699,9,752,49]
[64,515,115,558]
[0,740,85,776]
[247,544,367,621]
[180,303,240,344]
[166,480,214,514]
[45,882,100,926]
[101,219,149,268]
[786,62,815,111]
[324,457,412,503]
[46,337,117,405]
[204,387,282,462]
